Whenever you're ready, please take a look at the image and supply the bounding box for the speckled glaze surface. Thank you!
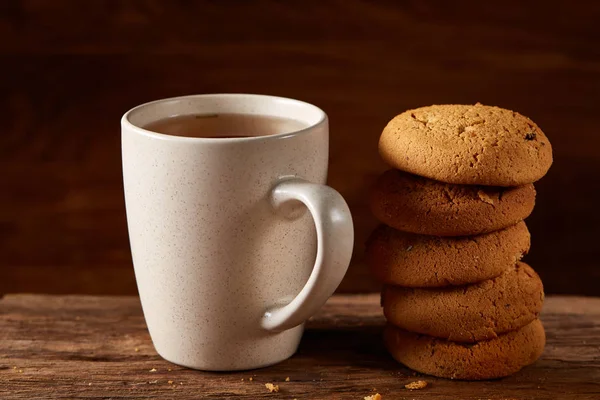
[121,94,353,371]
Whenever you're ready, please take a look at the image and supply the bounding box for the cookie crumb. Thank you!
[477,190,495,205]
[148,380,158,384]
[285,377,290,382]
[265,383,279,393]
[12,366,17,370]
[168,380,174,385]
[168,368,172,372]
[88,383,92,386]
[149,368,157,372]
[249,377,253,381]
[18,370,23,373]
[405,380,428,390]
[364,394,382,400]
[134,347,139,352]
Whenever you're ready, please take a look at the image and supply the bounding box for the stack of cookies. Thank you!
[367,104,553,380]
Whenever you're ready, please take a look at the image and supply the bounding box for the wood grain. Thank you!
[1,0,600,295]
[1,294,599,399]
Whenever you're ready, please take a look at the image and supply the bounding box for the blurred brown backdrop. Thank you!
[1,1,599,295]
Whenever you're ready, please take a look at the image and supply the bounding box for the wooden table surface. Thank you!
[1,294,599,399]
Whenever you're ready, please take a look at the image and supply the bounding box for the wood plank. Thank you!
[1,294,599,399]
[1,0,600,295]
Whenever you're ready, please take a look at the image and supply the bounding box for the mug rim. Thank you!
[121,93,328,143]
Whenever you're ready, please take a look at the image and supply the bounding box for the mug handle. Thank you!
[261,177,354,332]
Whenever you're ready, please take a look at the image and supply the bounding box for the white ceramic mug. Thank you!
[122,94,354,371]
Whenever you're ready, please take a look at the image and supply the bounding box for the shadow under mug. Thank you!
[121,94,354,371]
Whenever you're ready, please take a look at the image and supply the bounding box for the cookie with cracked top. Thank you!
[367,221,530,287]
[379,104,553,186]
[384,319,545,380]
[370,169,535,236]
[382,262,544,342]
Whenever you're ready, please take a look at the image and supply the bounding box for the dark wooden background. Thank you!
[1,1,599,296]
